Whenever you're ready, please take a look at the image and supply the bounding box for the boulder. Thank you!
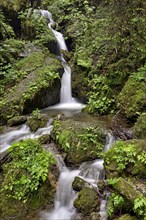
[74,187,100,215]
[116,67,146,119]
[133,113,146,139]
[72,176,88,191]
[0,51,63,124]
[52,118,106,165]
[7,116,27,126]
[104,139,146,178]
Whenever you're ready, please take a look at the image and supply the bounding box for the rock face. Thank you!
[52,118,106,166]
[133,113,146,139]
[74,187,100,215]
[0,51,63,124]
[117,68,146,119]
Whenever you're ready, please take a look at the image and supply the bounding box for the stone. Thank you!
[74,187,100,215]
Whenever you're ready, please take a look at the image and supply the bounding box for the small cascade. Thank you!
[40,10,85,111]
[0,124,30,153]
[39,132,115,220]
[40,168,80,220]
[0,118,54,153]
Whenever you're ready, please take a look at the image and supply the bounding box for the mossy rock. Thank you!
[7,116,27,126]
[52,118,106,165]
[0,0,27,12]
[27,114,48,132]
[133,113,146,139]
[0,51,62,124]
[117,67,146,119]
[74,187,100,215]
[117,214,138,220]
[104,139,146,179]
[72,176,88,191]
[0,139,57,219]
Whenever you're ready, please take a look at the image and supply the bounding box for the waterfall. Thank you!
[40,10,85,110]
[39,132,115,220]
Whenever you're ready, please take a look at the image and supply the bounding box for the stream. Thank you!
[0,9,116,220]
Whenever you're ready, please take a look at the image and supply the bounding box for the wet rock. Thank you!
[74,187,100,215]
[7,116,27,126]
[27,113,48,132]
[72,176,88,191]
[112,177,139,202]
[0,53,62,124]
[52,118,106,166]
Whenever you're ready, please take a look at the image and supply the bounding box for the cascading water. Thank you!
[39,132,115,220]
[40,10,85,110]
[0,119,53,154]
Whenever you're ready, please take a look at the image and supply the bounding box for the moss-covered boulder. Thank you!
[133,113,146,139]
[7,115,27,126]
[104,139,146,179]
[117,66,146,119]
[52,118,106,165]
[27,111,48,132]
[117,214,138,220]
[72,176,88,191]
[0,138,57,219]
[0,51,62,124]
[74,187,100,215]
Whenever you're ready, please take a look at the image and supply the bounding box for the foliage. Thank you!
[133,194,146,219]
[133,112,146,139]
[104,140,146,178]
[52,119,105,164]
[87,75,115,114]
[107,192,125,217]
[1,139,56,202]
[19,9,56,47]
[117,65,146,118]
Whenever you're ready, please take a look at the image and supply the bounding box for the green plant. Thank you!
[105,141,137,172]
[87,75,115,114]
[32,108,41,119]
[107,193,125,217]
[1,139,56,202]
[133,194,146,219]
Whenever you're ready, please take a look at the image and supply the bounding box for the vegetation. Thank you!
[0,0,146,219]
[0,139,56,218]
[52,118,105,165]
[1,139,56,202]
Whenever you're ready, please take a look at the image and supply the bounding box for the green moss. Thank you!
[0,55,61,123]
[117,66,146,119]
[104,139,146,178]
[52,119,105,165]
[72,176,87,191]
[0,138,56,218]
[74,187,99,215]
[133,113,146,139]
[118,214,138,220]
[0,0,27,11]
[27,112,48,132]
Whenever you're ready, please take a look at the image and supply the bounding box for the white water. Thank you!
[0,119,53,154]
[39,132,115,220]
[40,10,85,111]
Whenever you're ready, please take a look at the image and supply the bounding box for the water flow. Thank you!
[40,132,115,220]
[0,119,53,154]
[40,10,85,110]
